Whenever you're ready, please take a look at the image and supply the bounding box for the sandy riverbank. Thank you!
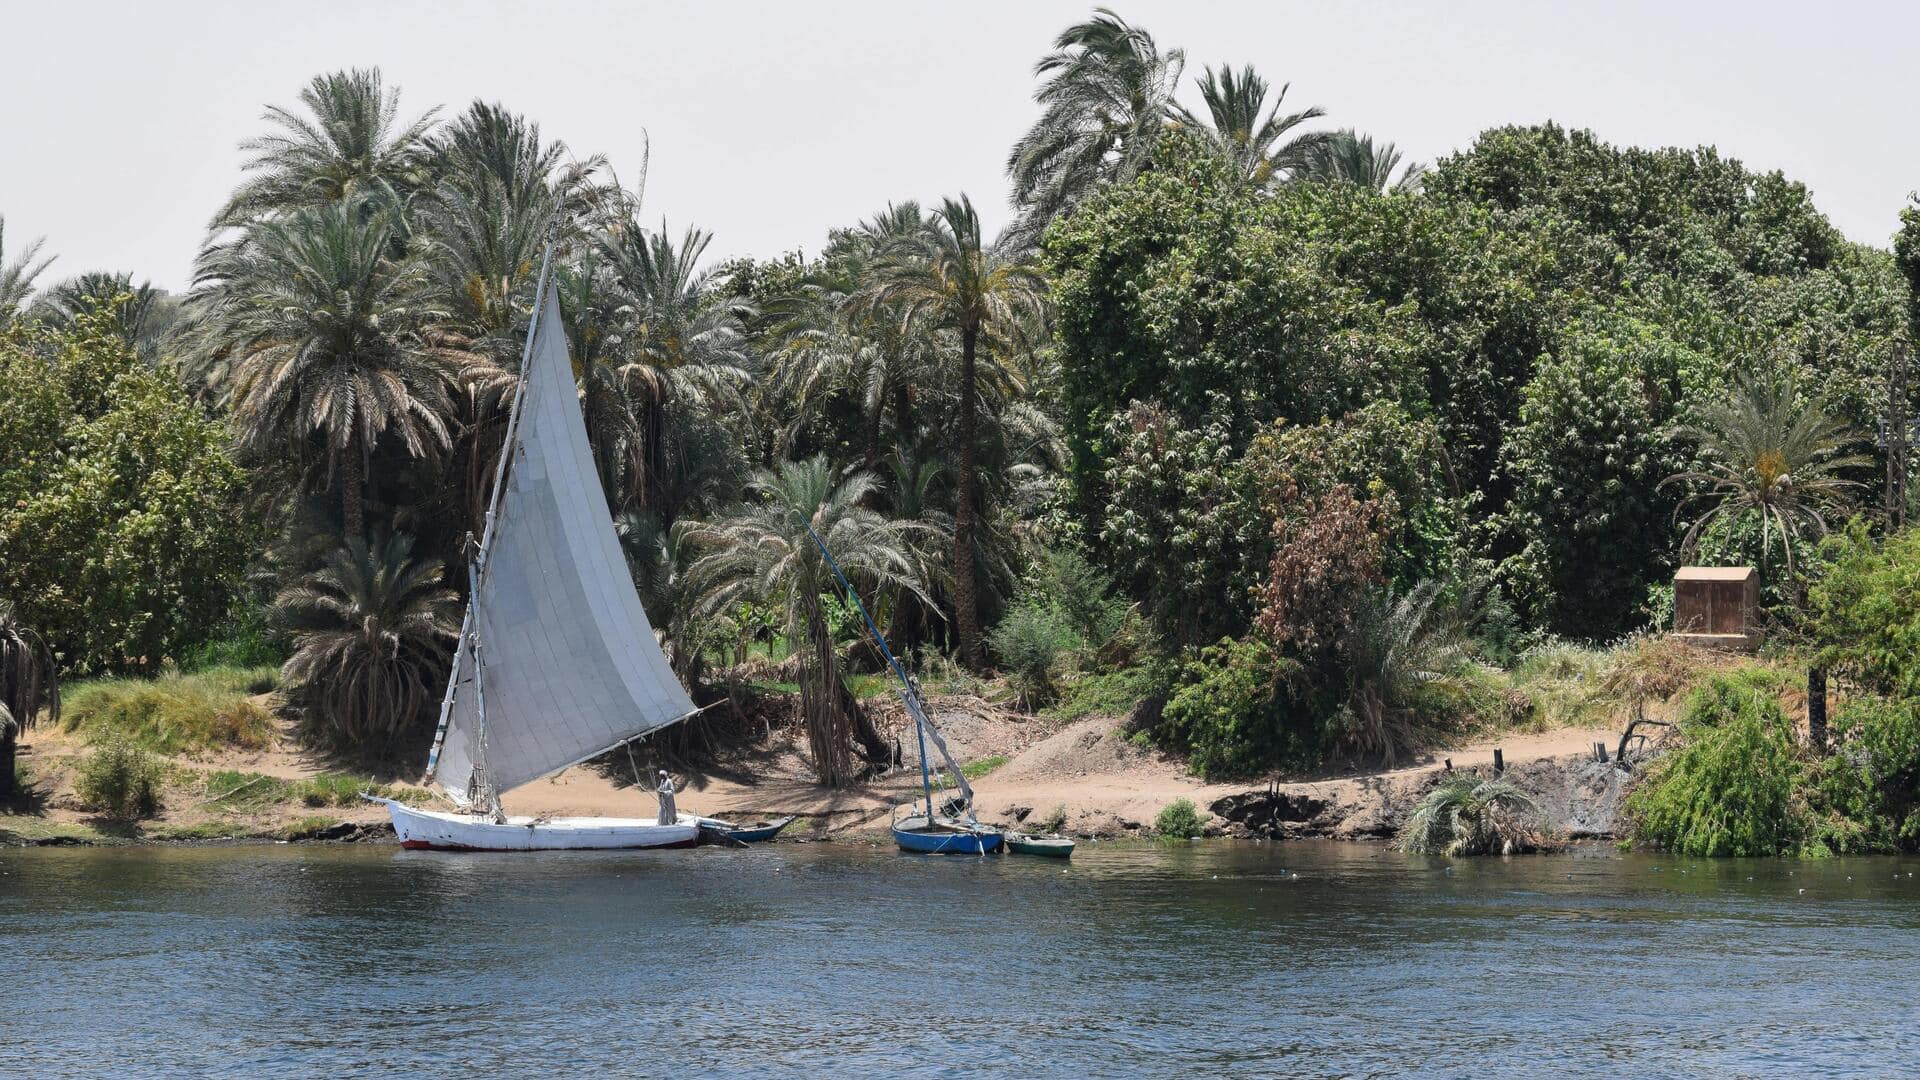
[2,692,1627,846]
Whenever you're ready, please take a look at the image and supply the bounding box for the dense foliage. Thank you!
[3,10,1917,803]
[1049,126,1902,651]
[0,308,254,673]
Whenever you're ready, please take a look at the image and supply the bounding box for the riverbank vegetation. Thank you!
[5,9,1920,851]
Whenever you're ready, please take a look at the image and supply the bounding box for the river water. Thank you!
[2,840,1916,1078]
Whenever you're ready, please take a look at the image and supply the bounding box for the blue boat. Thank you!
[892,813,1003,855]
[803,523,1001,857]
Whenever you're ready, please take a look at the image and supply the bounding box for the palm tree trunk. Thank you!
[863,402,883,471]
[1808,665,1829,752]
[953,325,983,668]
[893,381,914,443]
[641,393,668,521]
[342,437,366,541]
[0,727,17,802]
[802,599,849,787]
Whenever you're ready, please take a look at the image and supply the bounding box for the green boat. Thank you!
[1006,833,1075,858]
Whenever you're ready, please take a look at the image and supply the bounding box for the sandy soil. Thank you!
[5,692,1622,844]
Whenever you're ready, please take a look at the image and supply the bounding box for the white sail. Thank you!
[430,281,696,804]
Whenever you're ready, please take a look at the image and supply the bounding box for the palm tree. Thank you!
[419,101,612,355]
[36,272,178,357]
[0,602,59,802]
[1398,776,1544,856]
[1663,369,1868,582]
[1171,65,1326,188]
[1341,581,1465,765]
[1299,130,1426,194]
[861,194,1048,667]
[275,533,459,747]
[1005,8,1186,247]
[764,202,939,466]
[0,215,54,324]
[681,458,934,786]
[596,221,754,518]
[214,68,438,229]
[197,201,464,540]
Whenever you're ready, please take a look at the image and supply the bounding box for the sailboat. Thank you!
[364,240,701,851]
[804,526,1003,855]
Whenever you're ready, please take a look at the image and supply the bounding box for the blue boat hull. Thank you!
[892,817,1004,855]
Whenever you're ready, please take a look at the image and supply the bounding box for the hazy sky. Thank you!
[4,1,1917,293]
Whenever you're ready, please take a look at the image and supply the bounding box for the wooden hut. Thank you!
[1671,566,1759,651]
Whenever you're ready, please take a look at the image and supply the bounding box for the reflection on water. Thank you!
[3,840,1916,1077]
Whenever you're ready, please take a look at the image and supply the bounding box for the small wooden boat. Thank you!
[693,815,796,844]
[892,813,1004,855]
[1005,833,1075,858]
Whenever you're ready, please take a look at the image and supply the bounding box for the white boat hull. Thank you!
[370,798,699,851]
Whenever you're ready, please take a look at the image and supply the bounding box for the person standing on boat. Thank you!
[655,769,678,826]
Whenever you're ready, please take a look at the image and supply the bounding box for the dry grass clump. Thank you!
[62,667,279,754]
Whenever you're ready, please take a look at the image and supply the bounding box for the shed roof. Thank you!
[1674,566,1758,582]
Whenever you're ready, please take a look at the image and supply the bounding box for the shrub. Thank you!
[1155,798,1209,838]
[1807,523,1920,698]
[1399,776,1549,856]
[989,599,1074,711]
[76,738,162,820]
[1049,661,1171,723]
[63,669,278,754]
[180,601,289,672]
[1804,696,1920,854]
[1158,639,1320,779]
[1036,545,1128,646]
[1626,673,1803,856]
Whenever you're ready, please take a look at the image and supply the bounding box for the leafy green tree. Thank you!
[213,68,438,229]
[275,533,459,747]
[195,201,464,539]
[1499,328,1684,638]
[861,194,1047,667]
[682,458,933,785]
[1171,64,1325,188]
[0,310,254,673]
[1096,402,1266,649]
[1159,638,1318,779]
[1005,7,1185,247]
[1243,402,1462,590]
